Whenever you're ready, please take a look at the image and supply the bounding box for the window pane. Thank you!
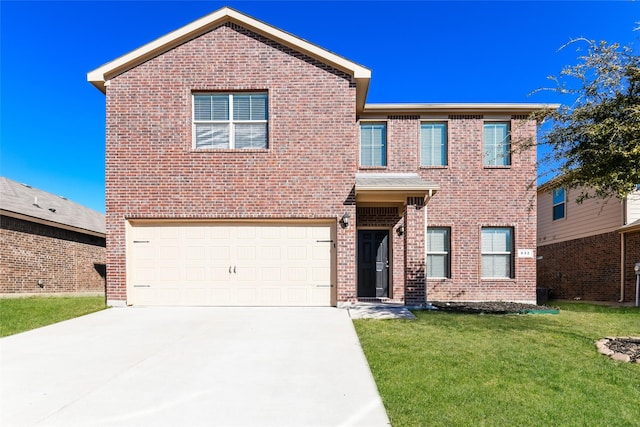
[482,254,511,278]
[360,123,386,167]
[481,228,511,252]
[427,228,449,252]
[553,203,565,220]
[484,123,509,166]
[195,124,229,148]
[427,254,447,278]
[421,123,447,166]
[553,188,565,205]
[235,123,267,149]
[194,95,228,121]
[233,94,267,120]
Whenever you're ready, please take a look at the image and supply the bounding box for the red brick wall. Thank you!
[537,232,621,301]
[105,23,358,303]
[0,216,106,294]
[105,21,538,305]
[360,115,537,303]
[624,231,640,303]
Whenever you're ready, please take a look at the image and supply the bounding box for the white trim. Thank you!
[88,7,371,112]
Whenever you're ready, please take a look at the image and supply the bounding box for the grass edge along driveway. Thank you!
[354,302,640,427]
[0,296,106,337]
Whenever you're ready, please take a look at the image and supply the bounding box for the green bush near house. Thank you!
[354,302,640,427]
[0,296,106,337]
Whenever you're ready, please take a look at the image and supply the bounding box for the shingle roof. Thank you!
[0,177,105,235]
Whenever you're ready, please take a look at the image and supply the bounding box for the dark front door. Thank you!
[357,230,389,298]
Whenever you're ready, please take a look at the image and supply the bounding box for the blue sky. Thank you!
[1,1,638,214]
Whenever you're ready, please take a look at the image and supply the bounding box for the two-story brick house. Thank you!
[88,7,551,307]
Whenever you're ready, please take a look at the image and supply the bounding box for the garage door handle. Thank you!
[316,284,332,288]
[233,266,236,274]
[229,266,232,274]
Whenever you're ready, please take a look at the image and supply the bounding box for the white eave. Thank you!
[87,6,371,112]
[362,103,560,115]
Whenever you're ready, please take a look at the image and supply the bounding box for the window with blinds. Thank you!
[483,122,510,166]
[427,227,451,278]
[193,93,268,149]
[360,122,387,167]
[421,123,447,166]
[481,227,514,278]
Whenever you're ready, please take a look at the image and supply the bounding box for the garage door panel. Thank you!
[129,223,334,306]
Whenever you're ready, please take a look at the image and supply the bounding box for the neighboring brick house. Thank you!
[0,177,106,295]
[537,183,640,302]
[88,7,551,307]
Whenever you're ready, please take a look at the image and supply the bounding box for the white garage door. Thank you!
[128,222,334,306]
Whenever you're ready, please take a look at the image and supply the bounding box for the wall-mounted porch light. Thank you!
[341,212,351,227]
[397,224,405,236]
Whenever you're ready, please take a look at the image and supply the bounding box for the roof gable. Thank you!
[0,177,105,236]
[87,7,371,112]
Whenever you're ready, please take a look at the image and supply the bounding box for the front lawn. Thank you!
[0,296,106,337]
[354,302,640,427]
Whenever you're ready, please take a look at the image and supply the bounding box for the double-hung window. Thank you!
[483,122,510,166]
[481,227,513,278]
[421,123,447,166]
[552,188,566,220]
[427,227,451,278]
[193,92,268,149]
[360,122,387,167]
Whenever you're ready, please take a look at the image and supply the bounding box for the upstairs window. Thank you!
[421,123,447,166]
[193,93,268,149]
[483,122,510,166]
[360,122,387,167]
[552,188,566,220]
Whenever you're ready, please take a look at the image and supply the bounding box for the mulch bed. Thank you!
[430,301,558,315]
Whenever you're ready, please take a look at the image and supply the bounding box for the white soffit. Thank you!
[87,7,371,107]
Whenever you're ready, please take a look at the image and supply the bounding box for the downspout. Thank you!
[619,197,627,303]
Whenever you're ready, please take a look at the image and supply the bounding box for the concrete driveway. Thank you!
[0,307,390,427]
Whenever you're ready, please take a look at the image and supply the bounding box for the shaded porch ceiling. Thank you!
[355,173,439,204]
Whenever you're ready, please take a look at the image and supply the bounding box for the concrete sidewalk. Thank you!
[0,307,390,427]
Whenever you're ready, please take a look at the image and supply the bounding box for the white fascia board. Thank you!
[363,103,560,114]
[88,7,371,93]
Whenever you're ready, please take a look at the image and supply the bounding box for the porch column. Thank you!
[405,197,426,305]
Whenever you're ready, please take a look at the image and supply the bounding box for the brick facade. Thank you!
[537,232,621,301]
[623,231,640,303]
[0,216,106,294]
[99,12,539,306]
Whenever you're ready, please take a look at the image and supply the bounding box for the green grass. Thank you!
[354,302,640,427]
[0,296,107,337]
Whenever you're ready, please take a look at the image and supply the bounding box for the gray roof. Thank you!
[0,177,105,235]
[355,173,439,191]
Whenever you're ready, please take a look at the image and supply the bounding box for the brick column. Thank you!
[405,197,425,305]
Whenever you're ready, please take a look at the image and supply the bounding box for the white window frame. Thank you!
[552,188,566,221]
[193,92,268,149]
[427,227,451,278]
[360,122,387,167]
[481,227,514,279]
[483,122,511,166]
[421,122,448,167]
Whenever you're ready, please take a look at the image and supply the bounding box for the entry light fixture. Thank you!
[397,224,405,236]
[342,212,351,227]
